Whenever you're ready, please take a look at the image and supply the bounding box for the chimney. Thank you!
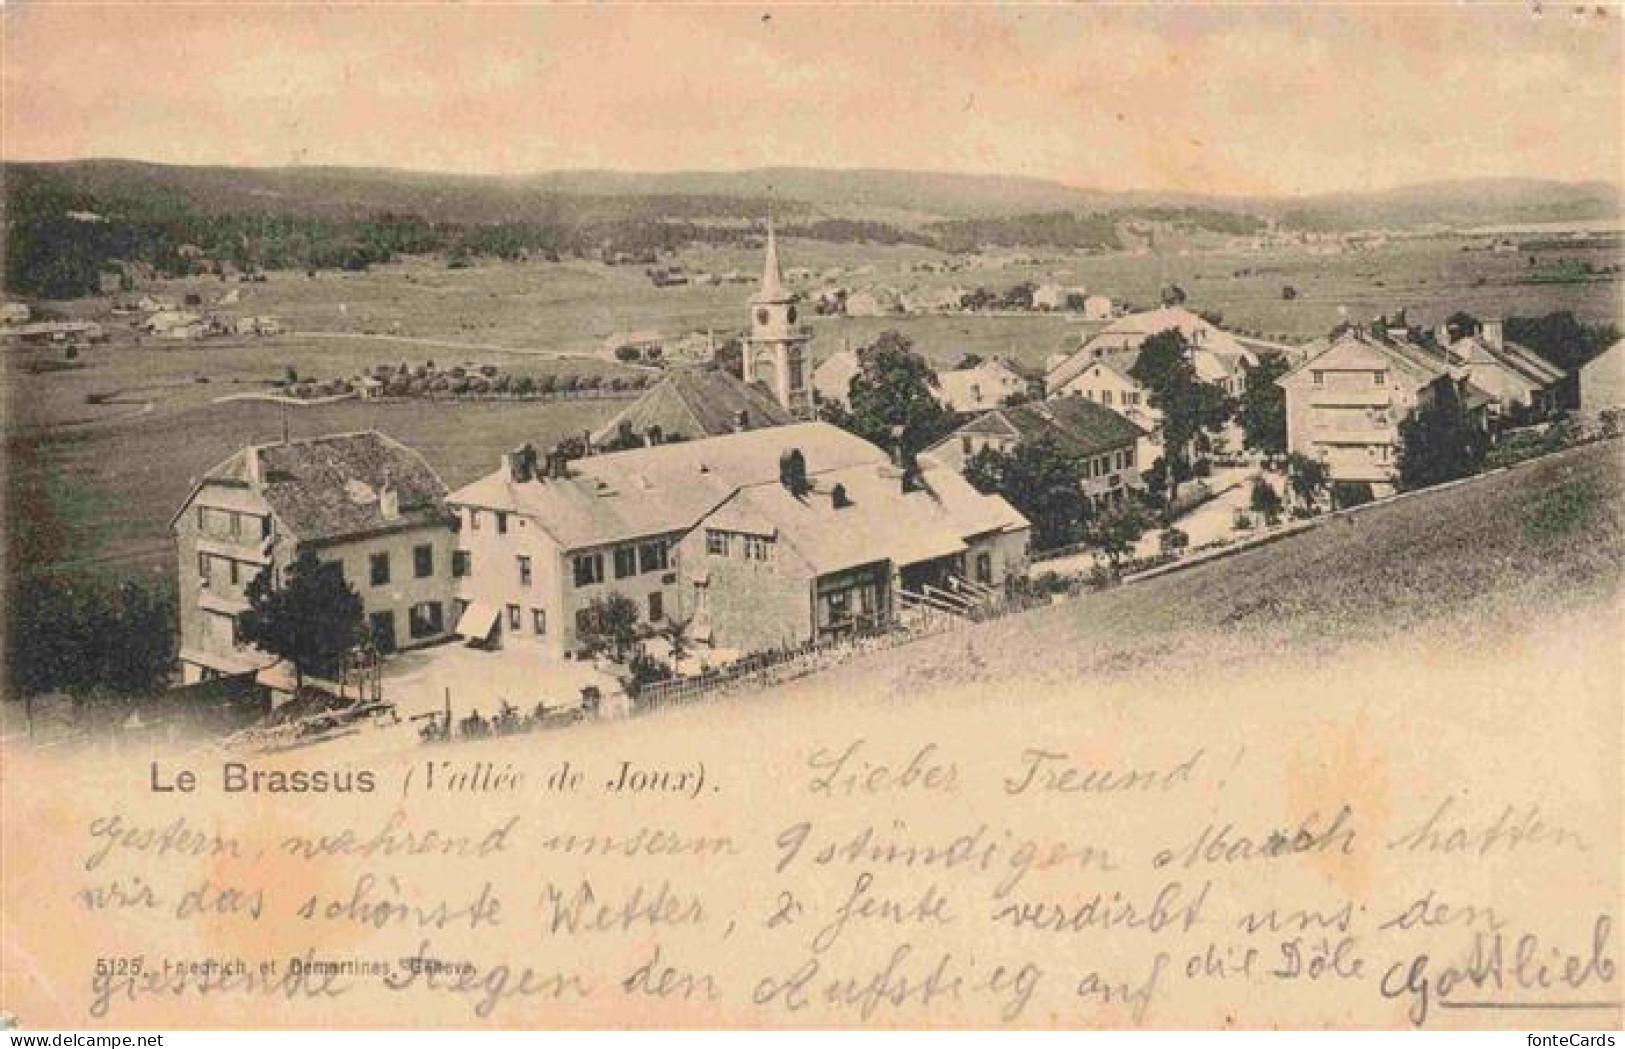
[507,445,534,483]
[831,483,851,509]
[1482,319,1503,350]
[379,484,399,521]
[646,425,664,446]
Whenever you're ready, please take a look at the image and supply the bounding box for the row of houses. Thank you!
[173,422,1032,681]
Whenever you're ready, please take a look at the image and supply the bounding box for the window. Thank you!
[413,544,434,578]
[961,436,974,455]
[228,512,242,539]
[517,555,532,587]
[1374,370,1388,387]
[1102,390,1114,406]
[368,612,397,655]
[370,552,390,587]
[976,552,993,585]
[197,552,211,584]
[228,559,241,587]
[638,540,669,574]
[452,550,471,578]
[614,546,637,579]
[496,512,509,535]
[1312,370,1325,386]
[648,592,664,622]
[261,516,273,540]
[706,530,728,557]
[197,506,207,530]
[573,552,604,588]
[744,535,771,561]
[408,601,444,640]
[531,608,546,635]
[506,604,521,631]
[468,509,481,531]
[575,608,595,637]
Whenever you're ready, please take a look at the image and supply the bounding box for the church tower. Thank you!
[743,219,812,417]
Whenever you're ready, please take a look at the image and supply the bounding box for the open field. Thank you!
[4,393,620,588]
[4,234,1621,589]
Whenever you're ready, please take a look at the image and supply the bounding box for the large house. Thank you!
[1046,305,1259,402]
[171,431,457,683]
[444,421,1029,659]
[590,365,791,448]
[1276,327,1491,496]
[1443,320,1566,418]
[922,397,1146,510]
[681,451,1030,653]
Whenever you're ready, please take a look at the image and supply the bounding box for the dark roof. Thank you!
[591,366,792,445]
[944,396,1143,459]
[207,431,449,543]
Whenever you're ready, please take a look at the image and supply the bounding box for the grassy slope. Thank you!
[747,440,1624,709]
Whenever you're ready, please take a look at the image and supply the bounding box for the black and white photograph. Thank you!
[0,1,1620,1034]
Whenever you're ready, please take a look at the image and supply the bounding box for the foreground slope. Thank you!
[732,438,1624,711]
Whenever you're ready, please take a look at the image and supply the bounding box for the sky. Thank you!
[3,2,1622,197]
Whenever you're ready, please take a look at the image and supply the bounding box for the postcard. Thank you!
[1,1,1621,1032]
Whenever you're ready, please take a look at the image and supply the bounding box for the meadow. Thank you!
[5,232,1620,593]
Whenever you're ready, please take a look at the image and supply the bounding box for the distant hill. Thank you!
[7,159,1618,231]
[1277,178,1625,233]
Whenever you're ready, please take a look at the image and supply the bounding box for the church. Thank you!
[591,220,814,449]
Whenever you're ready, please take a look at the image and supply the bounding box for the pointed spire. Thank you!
[752,215,788,304]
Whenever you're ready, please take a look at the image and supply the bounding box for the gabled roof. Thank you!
[447,421,888,552]
[1448,334,1567,388]
[705,461,1028,577]
[590,366,792,446]
[1276,328,1453,389]
[1046,305,1255,390]
[181,431,450,543]
[930,396,1144,461]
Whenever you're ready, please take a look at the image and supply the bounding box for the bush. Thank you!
[1159,527,1189,554]
[614,345,641,363]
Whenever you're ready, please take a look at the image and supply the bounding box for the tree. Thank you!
[1089,500,1155,571]
[1285,452,1330,511]
[823,332,955,466]
[1235,354,1291,456]
[1130,330,1233,498]
[578,593,641,663]
[963,437,1091,552]
[239,548,365,691]
[5,577,175,701]
[1249,476,1284,526]
[1396,381,1489,492]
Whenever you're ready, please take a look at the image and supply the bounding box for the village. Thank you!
[5,214,1606,754]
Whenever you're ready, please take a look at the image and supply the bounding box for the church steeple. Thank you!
[743,215,811,418]
[752,216,789,304]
